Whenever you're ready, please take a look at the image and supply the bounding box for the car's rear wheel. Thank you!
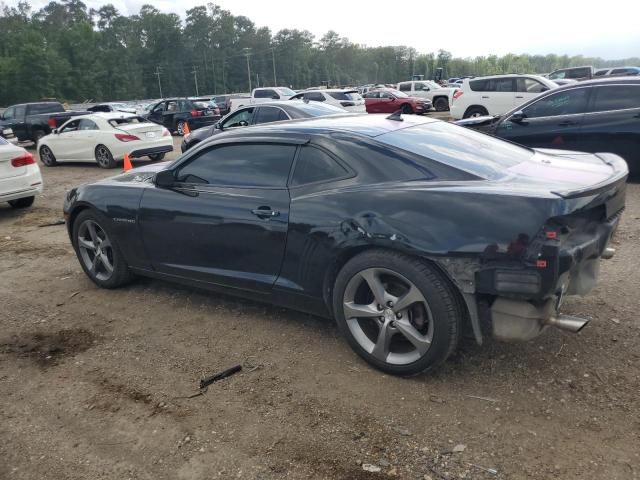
[401,103,413,114]
[333,250,461,376]
[95,145,116,169]
[463,106,489,118]
[176,121,186,135]
[8,196,35,208]
[72,210,133,288]
[39,145,57,167]
[433,97,449,112]
[149,153,165,161]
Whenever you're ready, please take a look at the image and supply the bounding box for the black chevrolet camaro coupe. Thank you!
[63,114,627,375]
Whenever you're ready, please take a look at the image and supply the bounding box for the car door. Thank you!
[578,84,640,173]
[496,87,590,151]
[376,91,396,113]
[487,77,517,115]
[138,141,297,292]
[161,100,178,130]
[10,105,28,140]
[147,102,165,125]
[52,118,84,160]
[364,91,379,112]
[75,118,100,160]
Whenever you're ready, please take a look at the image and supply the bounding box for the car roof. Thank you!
[553,76,640,89]
[218,113,438,139]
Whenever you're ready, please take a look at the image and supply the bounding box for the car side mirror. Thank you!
[154,169,175,188]
[52,128,58,134]
[510,111,526,123]
[215,122,223,130]
[271,94,279,100]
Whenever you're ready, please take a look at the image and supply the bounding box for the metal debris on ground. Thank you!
[38,220,66,227]
[466,395,499,403]
[467,462,498,475]
[199,364,242,389]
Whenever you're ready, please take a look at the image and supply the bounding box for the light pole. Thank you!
[243,48,252,91]
[271,47,277,85]
[154,66,163,98]
[191,66,199,96]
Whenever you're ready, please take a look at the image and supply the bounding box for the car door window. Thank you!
[60,119,81,133]
[151,103,164,114]
[254,106,285,124]
[364,92,378,99]
[176,144,296,187]
[222,108,254,128]
[517,78,548,93]
[78,119,98,130]
[14,105,26,119]
[291,146,349,186]
[379,92,392,99]
[166,101,178,112]
[591,85,640,112]
[398,83,411,92]
[305,92,325,102]
[522,88,589,118]
[492,78,515,92]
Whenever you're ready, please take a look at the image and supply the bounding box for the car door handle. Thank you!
[482,96,490,99]
[251,207,279,218]
[515,96,524,99]
[558,120,576,126]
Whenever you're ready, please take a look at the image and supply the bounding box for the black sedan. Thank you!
[180,101,348,152]
[63,115,626,376]
[455,77,640,175]
[143,98,220,135]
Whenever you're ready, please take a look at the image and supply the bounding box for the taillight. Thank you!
[340,101,355,107]
[190,109,203,117]
[47,117,56,128]
[452,90,464,101]
[114,133,140,142]
[162,128,171,137]
[11,152,35,167]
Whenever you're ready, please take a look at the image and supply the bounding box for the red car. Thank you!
[363,89,432,114]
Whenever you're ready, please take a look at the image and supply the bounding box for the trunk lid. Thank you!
[115,121,165,138]
[0,143,28,178]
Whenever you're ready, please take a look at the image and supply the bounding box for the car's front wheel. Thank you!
[401,103,413,114]
[433,97,449,112]
[72,210,133,288]
[39,145,57,166]
[333,250,462,376]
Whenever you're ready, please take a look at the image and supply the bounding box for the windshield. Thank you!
[376,121,533,180]
[276,87,296,97]
[108,116,147,126]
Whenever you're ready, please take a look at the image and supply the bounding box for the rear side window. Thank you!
[591,85,640,112]
[78,119,98,130]
[568,68,591,79]
[523,88,589,118]
[177,144,296,187]
[253,106,285,124]
[398,83,412,92]
[255,89,276,99]
[291,146,348,186]
[470,78,514,92]
[31,103,63,114]
[305,92,325,102]
[594,70,608,77]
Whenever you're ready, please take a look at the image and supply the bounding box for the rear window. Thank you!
[376,121,533,180]
[30,103,64,114]
[193,101,210,109]
[328,91,362,101]
[108,116,146,127]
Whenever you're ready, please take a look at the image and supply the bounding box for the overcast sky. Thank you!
[17,0,640,59]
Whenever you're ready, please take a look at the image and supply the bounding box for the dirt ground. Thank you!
[1,132,639,480]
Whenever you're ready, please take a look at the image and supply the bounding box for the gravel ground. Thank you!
[1,129,639,480]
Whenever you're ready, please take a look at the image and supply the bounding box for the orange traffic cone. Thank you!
[182,121,190,135]
[123,153,133,171]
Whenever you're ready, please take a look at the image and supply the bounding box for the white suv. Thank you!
[290,89,366,113]
[450,74,557,119]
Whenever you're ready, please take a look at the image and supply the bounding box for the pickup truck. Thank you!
[229,87,297,112]
[0,102,89,143]
[395,80,457,111]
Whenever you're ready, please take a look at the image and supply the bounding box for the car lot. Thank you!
[1,128,639,480]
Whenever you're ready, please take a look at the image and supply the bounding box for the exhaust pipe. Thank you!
[546,314,590,333]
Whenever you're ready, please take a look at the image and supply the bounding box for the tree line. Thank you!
[1,0,638,106]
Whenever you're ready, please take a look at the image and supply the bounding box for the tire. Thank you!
[39,145,57,167]
[333,250,462,376]
[149,153,165,161]
[401,103,413,114]
[71,209,133,289]
[176,121,186,136]
[8,196,35,208]
[433,97,449,112]
[95,145,116,169]
[463,106,489,119]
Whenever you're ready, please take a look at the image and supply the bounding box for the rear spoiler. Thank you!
[550,153,628,199]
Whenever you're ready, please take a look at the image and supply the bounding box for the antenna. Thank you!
[386,110,404,121]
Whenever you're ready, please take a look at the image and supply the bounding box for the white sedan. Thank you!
[290,89,366,113]
[38,113,174,169]
[0,137,43,208]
